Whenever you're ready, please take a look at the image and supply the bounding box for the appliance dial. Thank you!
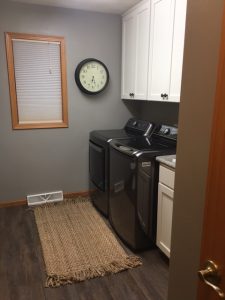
[164,128,171,135]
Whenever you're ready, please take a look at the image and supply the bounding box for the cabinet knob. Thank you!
[161,93,168,100]
[129,93,134,97]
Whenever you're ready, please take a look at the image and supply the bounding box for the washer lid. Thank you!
[110,136,176,157]
[113,137,170,151]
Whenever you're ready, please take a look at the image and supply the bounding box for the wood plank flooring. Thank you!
[0,206,169,300]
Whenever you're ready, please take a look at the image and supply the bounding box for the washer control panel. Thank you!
[155,125,178,140]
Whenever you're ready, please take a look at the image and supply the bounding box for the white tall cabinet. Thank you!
[157,164,175,257]
[121,0,150,100]
[121,0,187,102]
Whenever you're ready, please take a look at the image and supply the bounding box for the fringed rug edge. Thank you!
[46,255,142,288]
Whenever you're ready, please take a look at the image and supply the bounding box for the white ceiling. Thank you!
[11,0,142,14]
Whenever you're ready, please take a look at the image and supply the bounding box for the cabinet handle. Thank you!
[161,93,169,100]
[130,93,134,97]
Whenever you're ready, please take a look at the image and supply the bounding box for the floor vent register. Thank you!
[27,191,63,206]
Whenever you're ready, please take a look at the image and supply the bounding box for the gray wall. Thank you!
[168,1,224,299]
[139,101,179,125]
[123,100,179,126]
[0,0,132,202]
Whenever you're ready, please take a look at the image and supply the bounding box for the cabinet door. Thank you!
[148,0,176,101]
[121,1,150,100]
[157,182,174,257]
[169,0,187,102]
[121,12,136,99]
[133,1,150,100]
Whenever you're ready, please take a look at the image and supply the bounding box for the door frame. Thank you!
[167,1,225,299]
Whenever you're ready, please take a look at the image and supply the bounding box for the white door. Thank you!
[121,12,136,99]
[157,182,174,257]
[147,0,176,101]
[169,0,187,102]
[133,1,150,100]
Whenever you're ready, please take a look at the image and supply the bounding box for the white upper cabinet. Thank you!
[148,0,187,102]
[169,0,187,101]
[148,0,175,101]
[121,0,150,100]
[121,13,135,99]
[121,0,187,102]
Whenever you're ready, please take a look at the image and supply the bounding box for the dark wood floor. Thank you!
[0,206,169,300]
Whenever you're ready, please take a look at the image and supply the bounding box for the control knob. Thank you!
[164,128,171,135]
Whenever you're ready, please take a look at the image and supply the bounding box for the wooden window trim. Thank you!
[5,32,68,130]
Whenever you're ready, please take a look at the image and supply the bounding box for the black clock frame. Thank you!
[75,58,109,95]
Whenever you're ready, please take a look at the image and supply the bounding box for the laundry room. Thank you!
[0,1,224,300]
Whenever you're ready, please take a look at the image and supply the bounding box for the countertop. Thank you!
[156,154,176,169]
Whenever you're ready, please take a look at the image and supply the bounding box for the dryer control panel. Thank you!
[125,118,155,136]
[154,125,178,140]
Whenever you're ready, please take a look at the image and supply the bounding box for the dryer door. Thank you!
[89,141,105,191]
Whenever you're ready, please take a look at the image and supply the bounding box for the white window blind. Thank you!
[12,39,63,124]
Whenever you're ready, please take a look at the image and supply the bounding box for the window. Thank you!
[5,32,68,129]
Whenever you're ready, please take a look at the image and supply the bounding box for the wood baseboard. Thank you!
[63,190,91,198]
[0,190,92,208]
[0,199,27,208]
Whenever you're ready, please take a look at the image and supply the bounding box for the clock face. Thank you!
[75,59,109,95]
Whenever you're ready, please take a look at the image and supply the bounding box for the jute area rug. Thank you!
[34,197,142,287]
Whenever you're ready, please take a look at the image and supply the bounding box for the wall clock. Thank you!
[75,58,109,95]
